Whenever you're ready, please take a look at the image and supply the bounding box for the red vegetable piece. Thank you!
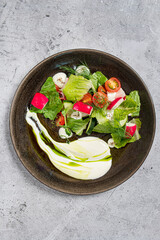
[98,86,106,94]
[55,83,66,101]
[115,88,126,99]
[73,101,93,115]
[107,97,123,110]
[92,92,108,108]
[125,123,137,138]
[105,77,121,93]
[56,112,65,126]
[31,93,49,110]
[81,93,93,105]
[58,91,66,101]
[55,84,60,92]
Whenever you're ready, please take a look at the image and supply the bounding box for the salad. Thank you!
[26,63,141,180]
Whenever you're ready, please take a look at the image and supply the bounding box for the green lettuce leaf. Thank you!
[130,118,141,130]
[30,77,63,120]
[30,106,43,114]
[93,71,107,85]
[129,91,141,116]
[61,101,73,117]
[91,108,107,124]
[67,117,90,136]
[92,106,127,128]
[75,65,90,79]
[129,118,141,141]
[111,109,128,128]
[117,90,140,116]
[93,120,115,134]
[63,74,92,101]
[111,133,129,148]
[90,71,107,91]
[107,91,140,128]
[90,74,98,92]
[111,118,141,148]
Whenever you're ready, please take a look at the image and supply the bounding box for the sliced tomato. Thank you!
[92,92,108,108]
[81,93,92,105]
[98,85,106,94]
[105,77,121,93]
[56,112,65,126]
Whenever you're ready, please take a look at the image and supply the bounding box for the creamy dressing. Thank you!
[26,110,112,180]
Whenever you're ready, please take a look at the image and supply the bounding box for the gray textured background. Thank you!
[0,0,159,239]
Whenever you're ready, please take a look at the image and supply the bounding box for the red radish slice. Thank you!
[107,92,116,102]
[125,123,137,138]
[107,88,126,102]
[58,91,66,101]
[107,97,124,110]
[73,101,93,115]
[31,93,48,110]
[115,88,126,99]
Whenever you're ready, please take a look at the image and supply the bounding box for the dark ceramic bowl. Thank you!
[10,49,156,195]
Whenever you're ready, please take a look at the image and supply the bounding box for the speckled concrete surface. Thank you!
[0,0,159,239]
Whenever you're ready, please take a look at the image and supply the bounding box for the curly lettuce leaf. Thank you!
[111,133,129,148]
[117,90,140,116]
[90,71,107,91]
[91,108,108,124]
[67,117,90,136]
[129,91,141,116]
[93,119,115,134]
[63,74,92,101]
[107,91,140,128]
[75,65,90,79]
[30,77,63,120]
[93,71,107,85]
[111,118,141,148]
[111,109,128,128]
[93,119,125,140]
[90,73,98,92]
[92,106,127,128]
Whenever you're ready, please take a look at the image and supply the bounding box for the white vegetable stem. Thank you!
[26,109,112,180]
[26,110,111,161]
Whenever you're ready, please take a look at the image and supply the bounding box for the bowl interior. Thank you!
[10,49,155,194]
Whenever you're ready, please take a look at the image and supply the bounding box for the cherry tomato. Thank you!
[81,93,92,105]
[56,112,65,126]
[98,86,106,94]
[92,92,108,108]
[105,77,121,93]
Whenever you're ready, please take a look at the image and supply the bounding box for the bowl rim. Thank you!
[9,48,156,195]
